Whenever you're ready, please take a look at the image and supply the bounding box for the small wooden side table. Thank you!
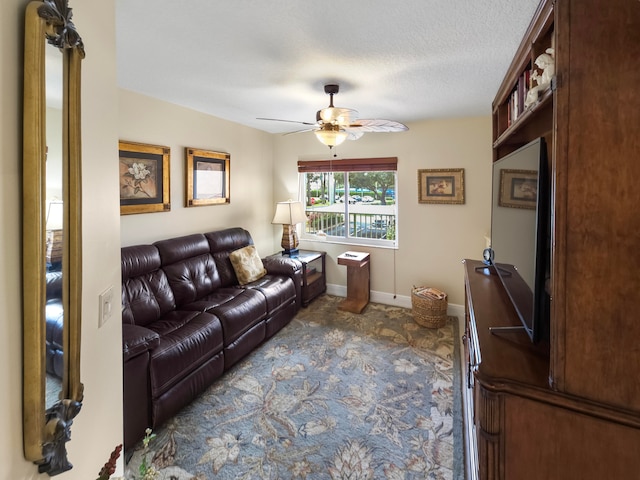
[267,250,326,306]
[337,251,370,313]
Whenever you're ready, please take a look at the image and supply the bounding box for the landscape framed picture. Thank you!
[119,140,171,215]
[185,148,230,207]
[418,168,465,204]
[499,169,537,209]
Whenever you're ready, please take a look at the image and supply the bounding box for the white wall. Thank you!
[273,116,493,306]
[1,0,125,478]
[118,89,278,256]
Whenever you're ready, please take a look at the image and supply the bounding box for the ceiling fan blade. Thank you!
[345,131,364,141]
[345,119,409,132]
[283,128,315,136]
[256,117,317,126]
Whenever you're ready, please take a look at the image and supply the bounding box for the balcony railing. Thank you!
[305,210,395,240]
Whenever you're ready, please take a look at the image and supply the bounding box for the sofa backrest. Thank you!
[204,228,254,287]
[121,244,176,326]
[154,234,222,307]
[46,271,63,302]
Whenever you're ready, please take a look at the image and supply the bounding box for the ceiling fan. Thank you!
[257,84,409,150]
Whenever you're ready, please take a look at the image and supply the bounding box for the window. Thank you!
[298,157,398,247]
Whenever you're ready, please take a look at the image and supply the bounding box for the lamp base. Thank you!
[280,224,299,254]
[281,248,299,257]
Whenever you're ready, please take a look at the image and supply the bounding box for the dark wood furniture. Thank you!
[463,260,640,479]
[273,250,326,306]
[463,1,640,478]
[336,251,370,313]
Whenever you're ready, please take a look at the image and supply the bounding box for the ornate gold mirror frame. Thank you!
[23,0,84,475]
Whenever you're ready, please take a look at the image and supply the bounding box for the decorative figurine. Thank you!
[524,48,555,108]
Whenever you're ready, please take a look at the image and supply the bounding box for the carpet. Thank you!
[124,295,463,479]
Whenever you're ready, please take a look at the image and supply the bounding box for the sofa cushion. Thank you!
[156,234,222,306]
[244,274,297,316]
[121,244,162,278]
[121,244,177,326]
[205,228,254,287]
[122,270,176,327]
[196,288,267,345]
[154,233,210,265]
[45,301,64,378]
[229,245,267,285]
[162,253,221,306]
[148,310,223,397]
[46,271,63,301]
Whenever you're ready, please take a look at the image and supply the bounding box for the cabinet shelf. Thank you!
[306,271,323,286]
[493,86,553,150]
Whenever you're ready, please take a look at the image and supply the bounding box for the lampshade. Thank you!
[272,200,308,255]
[45,201,64,267]
[46,201,64,230]
[272,200,308,225]
[314,126,348,148]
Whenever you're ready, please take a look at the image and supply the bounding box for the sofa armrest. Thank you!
[262,256,303,309]
[123,324,160,362]
[263,255,302,276]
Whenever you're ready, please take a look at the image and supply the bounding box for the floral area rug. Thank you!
[125,295,463,479]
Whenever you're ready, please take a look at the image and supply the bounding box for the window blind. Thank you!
[297,157,398,173]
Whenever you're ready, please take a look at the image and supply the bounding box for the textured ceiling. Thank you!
[116,0,540,134]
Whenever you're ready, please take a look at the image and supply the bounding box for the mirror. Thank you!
[45,43,63,412]
[23,0,84,475]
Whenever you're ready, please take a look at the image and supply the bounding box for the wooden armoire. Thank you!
[462,0,640,478]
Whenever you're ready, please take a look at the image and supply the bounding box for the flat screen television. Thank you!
[488,137,550,343]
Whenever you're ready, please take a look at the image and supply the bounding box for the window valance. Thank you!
[297,157,398,173]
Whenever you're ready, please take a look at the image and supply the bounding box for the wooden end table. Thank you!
[337,251,370,313]
[269,250,326,306]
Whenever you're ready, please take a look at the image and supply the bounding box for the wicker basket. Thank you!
[411,286,448,328]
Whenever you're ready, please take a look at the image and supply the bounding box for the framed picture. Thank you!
[185,148,230,207]
[119,141,171,215]
[418,168,465,204]
[499,169,537,209]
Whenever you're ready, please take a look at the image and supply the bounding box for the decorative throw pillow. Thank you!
[229,245,267,285]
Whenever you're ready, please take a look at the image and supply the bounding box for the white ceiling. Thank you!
[116,0,540,135]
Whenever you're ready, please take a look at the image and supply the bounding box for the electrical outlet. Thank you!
[99,286,114,327]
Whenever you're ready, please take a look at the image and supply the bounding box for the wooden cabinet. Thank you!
[464,0,640,478]
[463,261,640,480]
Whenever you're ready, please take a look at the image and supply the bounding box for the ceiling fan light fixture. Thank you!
[320,107,338,123]
[314,125,348,148]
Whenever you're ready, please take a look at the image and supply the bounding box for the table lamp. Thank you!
[272,200,308,255]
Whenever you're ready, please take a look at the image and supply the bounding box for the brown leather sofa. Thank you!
[45,271,64,379]
[121,227,301,448]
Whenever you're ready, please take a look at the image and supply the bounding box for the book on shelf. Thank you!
[506,68,532,127]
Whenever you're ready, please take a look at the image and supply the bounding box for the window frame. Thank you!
[298,157,399,248]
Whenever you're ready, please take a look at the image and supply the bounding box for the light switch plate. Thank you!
[98,286,114,327]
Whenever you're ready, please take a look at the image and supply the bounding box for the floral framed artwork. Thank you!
[418,168,465,204]
[499,169,537,209]
[185,148,230,207]
[119,141,170,215]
